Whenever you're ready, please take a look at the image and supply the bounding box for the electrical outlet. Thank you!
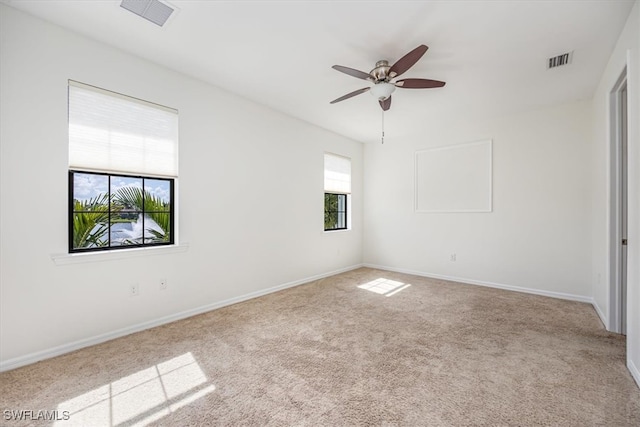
[159,278,167,291]
[450,253,457,262]
[131,283,140,296]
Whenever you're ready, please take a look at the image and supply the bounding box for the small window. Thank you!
[324,153,351,231]
[324,193,347,231]
[69,171,174,252]
[68,81,178,253]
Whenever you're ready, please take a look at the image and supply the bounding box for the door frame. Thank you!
[608,67,627,334]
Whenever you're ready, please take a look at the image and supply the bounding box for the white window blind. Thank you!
[324,153,351,194]
[69,80,178,177]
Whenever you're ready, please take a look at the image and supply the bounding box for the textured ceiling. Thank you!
[2,0,635,143]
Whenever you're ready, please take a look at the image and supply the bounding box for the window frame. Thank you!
[324,192,348,232]
[69,170,175,253]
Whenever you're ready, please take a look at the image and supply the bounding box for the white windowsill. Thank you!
[51,242,189,266]
[323,229,351,234]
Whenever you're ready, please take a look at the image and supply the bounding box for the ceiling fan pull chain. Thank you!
[381,110,385,144]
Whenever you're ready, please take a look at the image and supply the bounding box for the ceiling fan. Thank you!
[330,45,445,111]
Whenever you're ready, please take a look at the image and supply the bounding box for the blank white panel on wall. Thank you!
[415,140,492,213]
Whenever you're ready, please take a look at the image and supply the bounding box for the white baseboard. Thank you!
[362,263,594,303]
[0,264,363,373]
[629,360,640,389]
[591,299,608,329]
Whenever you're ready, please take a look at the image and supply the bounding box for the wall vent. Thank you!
[547,51,573,69]
[121,0,175,27]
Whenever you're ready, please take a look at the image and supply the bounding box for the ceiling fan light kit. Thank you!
[370,82,395,101]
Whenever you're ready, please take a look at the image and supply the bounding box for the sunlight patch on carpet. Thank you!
[358,278,411,297]
[54,352,214,426]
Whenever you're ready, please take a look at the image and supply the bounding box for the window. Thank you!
[324,193,347,231]
[68,81,178,253]
[69,171,174,251]
[324,153,351,231]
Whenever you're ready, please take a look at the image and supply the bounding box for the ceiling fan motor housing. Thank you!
[371,60,392,82]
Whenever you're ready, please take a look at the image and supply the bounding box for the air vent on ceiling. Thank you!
[547,51,573,69]
[121,0,175,27]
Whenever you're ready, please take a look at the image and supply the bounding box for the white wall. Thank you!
[363,100,593,300]
[591,0,640,385]
[0,5,363,368]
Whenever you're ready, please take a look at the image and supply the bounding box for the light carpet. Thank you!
[1,267,639,426]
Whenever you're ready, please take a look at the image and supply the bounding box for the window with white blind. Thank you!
[324,153,351,231]
[68,81,178,253]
